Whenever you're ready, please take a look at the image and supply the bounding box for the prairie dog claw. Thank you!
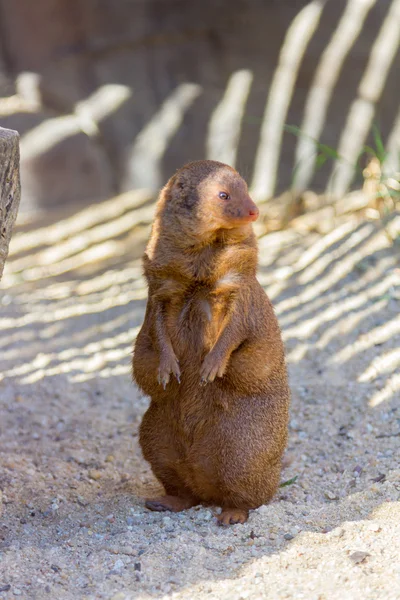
[158,352,181,388]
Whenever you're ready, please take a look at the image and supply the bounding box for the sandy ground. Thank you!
[0,196,399,600]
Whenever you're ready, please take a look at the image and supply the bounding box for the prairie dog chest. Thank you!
[167,269,240,336]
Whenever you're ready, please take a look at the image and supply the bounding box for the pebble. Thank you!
[88,469,102,481]
[256,505,270,515]
[324,491,339,501]
[349,551,370,565]
[113,559,125,571]
[202,510,213,521]
[76,495,89,507]
[195,510,213,522]
[284,533,294,540]
[331,527,345,538]
[13,590,22,596]
[162,516,175,532]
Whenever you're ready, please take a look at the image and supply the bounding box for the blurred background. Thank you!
[0,0,400,220]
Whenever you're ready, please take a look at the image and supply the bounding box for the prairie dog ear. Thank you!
[159,174,179,202]
[160,171,198,211]
[169,173,198,209]
[170,173,185,193]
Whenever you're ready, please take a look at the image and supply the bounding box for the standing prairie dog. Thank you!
[133,160,290,525]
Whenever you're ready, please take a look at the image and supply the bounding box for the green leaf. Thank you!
[284,125,341,160]
[362,145,378,158]
[372,124,388,163]
[317,143,341,160]
[279,476,298,488]
[284,124,304,137]
[315,153,328,169]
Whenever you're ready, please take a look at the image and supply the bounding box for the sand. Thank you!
[0,197,399,600]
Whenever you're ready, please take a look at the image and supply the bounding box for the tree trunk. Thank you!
[0,126,21,281]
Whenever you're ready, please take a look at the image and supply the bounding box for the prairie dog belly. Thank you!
[166,288,230,359]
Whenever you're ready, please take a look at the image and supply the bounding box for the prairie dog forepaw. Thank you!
[200,351,228,385]
[157,351,181,389]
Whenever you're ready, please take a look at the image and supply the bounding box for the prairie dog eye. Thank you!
[218,191,230,200]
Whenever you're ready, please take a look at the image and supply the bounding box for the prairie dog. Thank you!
[133,160,290,525]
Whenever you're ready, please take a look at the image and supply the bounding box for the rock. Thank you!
[0,586,11,593]
[349,551,370,565]
[331,528,345,538]
[113,559,125,571]
[162,516,175,532]
[0,127,20,281]
[76,495,89,507]
[324,491,339,501]
[88,469,102,481]
[195,509,213,522]
[120,546,135,556]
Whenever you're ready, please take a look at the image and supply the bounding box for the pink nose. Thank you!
[248,207,259,220]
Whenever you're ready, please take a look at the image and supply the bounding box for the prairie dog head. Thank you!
[159,160,259,236]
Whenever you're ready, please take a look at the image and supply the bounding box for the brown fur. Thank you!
[133,160,290,525]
